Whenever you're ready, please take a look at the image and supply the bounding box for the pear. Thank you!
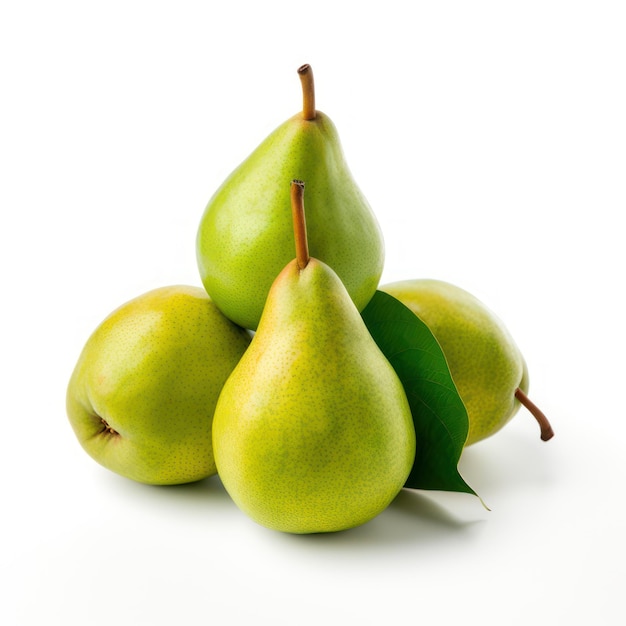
[212,181,415,534]
[381,279,553,445]
[66,285,251,485]
[196,64,384,330]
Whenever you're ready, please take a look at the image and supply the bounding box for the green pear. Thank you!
[381,279,553,445]
[66,285,251,485]
[212,182,415,534]
[196,64,384,330]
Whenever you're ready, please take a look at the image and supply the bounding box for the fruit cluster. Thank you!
[67,65,552,534]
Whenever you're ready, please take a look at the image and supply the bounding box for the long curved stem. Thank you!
[515,387,554,441]
[297,64,316,120]
[290,180,309,269]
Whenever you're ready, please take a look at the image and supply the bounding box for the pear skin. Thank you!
[196,65,384,330]
[66,286,251,484]
[381,279,553,445]
[213,258,415,533]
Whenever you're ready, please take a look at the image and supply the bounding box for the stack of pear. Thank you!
[196,64,384,331]
[212,181,416,534]
[65,63,554,533]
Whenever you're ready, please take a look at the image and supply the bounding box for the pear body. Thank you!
[66,286,251,484]
[381,279,528,446]
[212,259,415,533]
[196,111,384,330]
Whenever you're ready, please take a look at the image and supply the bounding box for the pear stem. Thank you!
[290,180,310,270]
[298,64,316,121]
[515,387,554,441]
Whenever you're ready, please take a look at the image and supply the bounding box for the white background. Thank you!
[2,1,625,624]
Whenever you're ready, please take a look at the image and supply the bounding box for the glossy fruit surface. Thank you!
[196,65,383,330]
[66,285,251,484]
[381,279,528,445]
[212,183,414,533]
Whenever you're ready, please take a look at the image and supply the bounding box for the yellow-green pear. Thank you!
[66,285,251,485]
[212,182,415,534]
[381,279,553,445]
[196,64,384,330]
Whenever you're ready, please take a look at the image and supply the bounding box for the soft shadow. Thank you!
[391,489,486,529]
[98,471,237,513]
[151,474,232,503]
[458,426,559,496]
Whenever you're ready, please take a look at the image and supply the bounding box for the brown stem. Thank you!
[515,387,554,441]
[297,64,316,120]
[290,180,309,269]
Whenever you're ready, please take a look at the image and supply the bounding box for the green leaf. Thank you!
[361,290,477,497]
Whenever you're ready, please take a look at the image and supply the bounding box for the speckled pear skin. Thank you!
[196,110,384,331]
[381,279,529,446]
[212,258,416,534]
[66,286,251,485]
